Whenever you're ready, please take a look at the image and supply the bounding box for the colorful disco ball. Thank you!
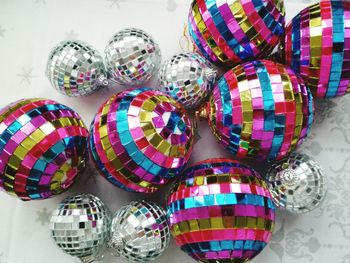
[198,60,314,161]
[282,0,350,98]
[188,0,285,66]
[0,99,88,201]
[167,158,275,263]
[89,87,194,193]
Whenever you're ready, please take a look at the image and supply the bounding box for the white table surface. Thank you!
[1,0,350,262]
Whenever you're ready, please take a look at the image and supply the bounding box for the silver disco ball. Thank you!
[158,52,217,109]
[104,28,162,86]
[266,153,327,214]
[46,40,108,97]
[50,194,111,262]
[109,200,170,262]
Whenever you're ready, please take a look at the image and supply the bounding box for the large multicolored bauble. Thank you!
[50,194,111,263]
[46,40,108,97]
[167,158,275,263]
[89,87,194,193]
[198,60,314,161]
[266,153,327,214]
[282,0,350,98]
[104,28,162,86]
[188,0,285,66]
[109,200,170,262]
[158,52,217,110]
[0,99,89,201]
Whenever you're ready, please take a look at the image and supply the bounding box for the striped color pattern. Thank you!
[283,0,350,98]
[199,60,314,161]
[89,87,194,193]
[0,99,88,201]
[167,158,275,263]
[188,0,285,66]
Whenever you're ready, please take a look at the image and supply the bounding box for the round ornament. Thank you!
[89,87,194,193]
[197,60,314,161]
[0,99,89,201]
[265,153,327,214]
[167,158,275,263]
[105,28,162,86]
[50,194,111,263]
[109,200,170,262]
[282,0,350,98]
[158,52,217,110]
[188,0,285,66]
[46,40,108,97]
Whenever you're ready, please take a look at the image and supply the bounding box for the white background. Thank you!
[1,0,350,262]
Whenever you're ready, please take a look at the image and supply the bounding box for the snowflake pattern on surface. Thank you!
[35,208,50,226]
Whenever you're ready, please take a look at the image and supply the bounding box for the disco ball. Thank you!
[158,52,217,109]
[104,28,162,86]
[109,200,170,262]
[266,153,327,213]
[46,40,108,97]
[50,194,111,262]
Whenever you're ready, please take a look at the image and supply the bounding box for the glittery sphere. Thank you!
[46,40,108,97]
[105,28,162,86]
[158,52,217,110]
[198,60,314,161]
[266,153,327,214]
[0,99,89,201]
[109,200,170,262]
[167,158,275,263]
[50,194,111,263]
[188,0,285,66]
[89,87,194,193]
[282,0,350,98]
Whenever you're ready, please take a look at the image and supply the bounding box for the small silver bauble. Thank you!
[46,40,108,97]
[266,153,327,214]
[104,28,162,86]
[108,200,170,262]
[50,194,111,263]
[158,52,217,109]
